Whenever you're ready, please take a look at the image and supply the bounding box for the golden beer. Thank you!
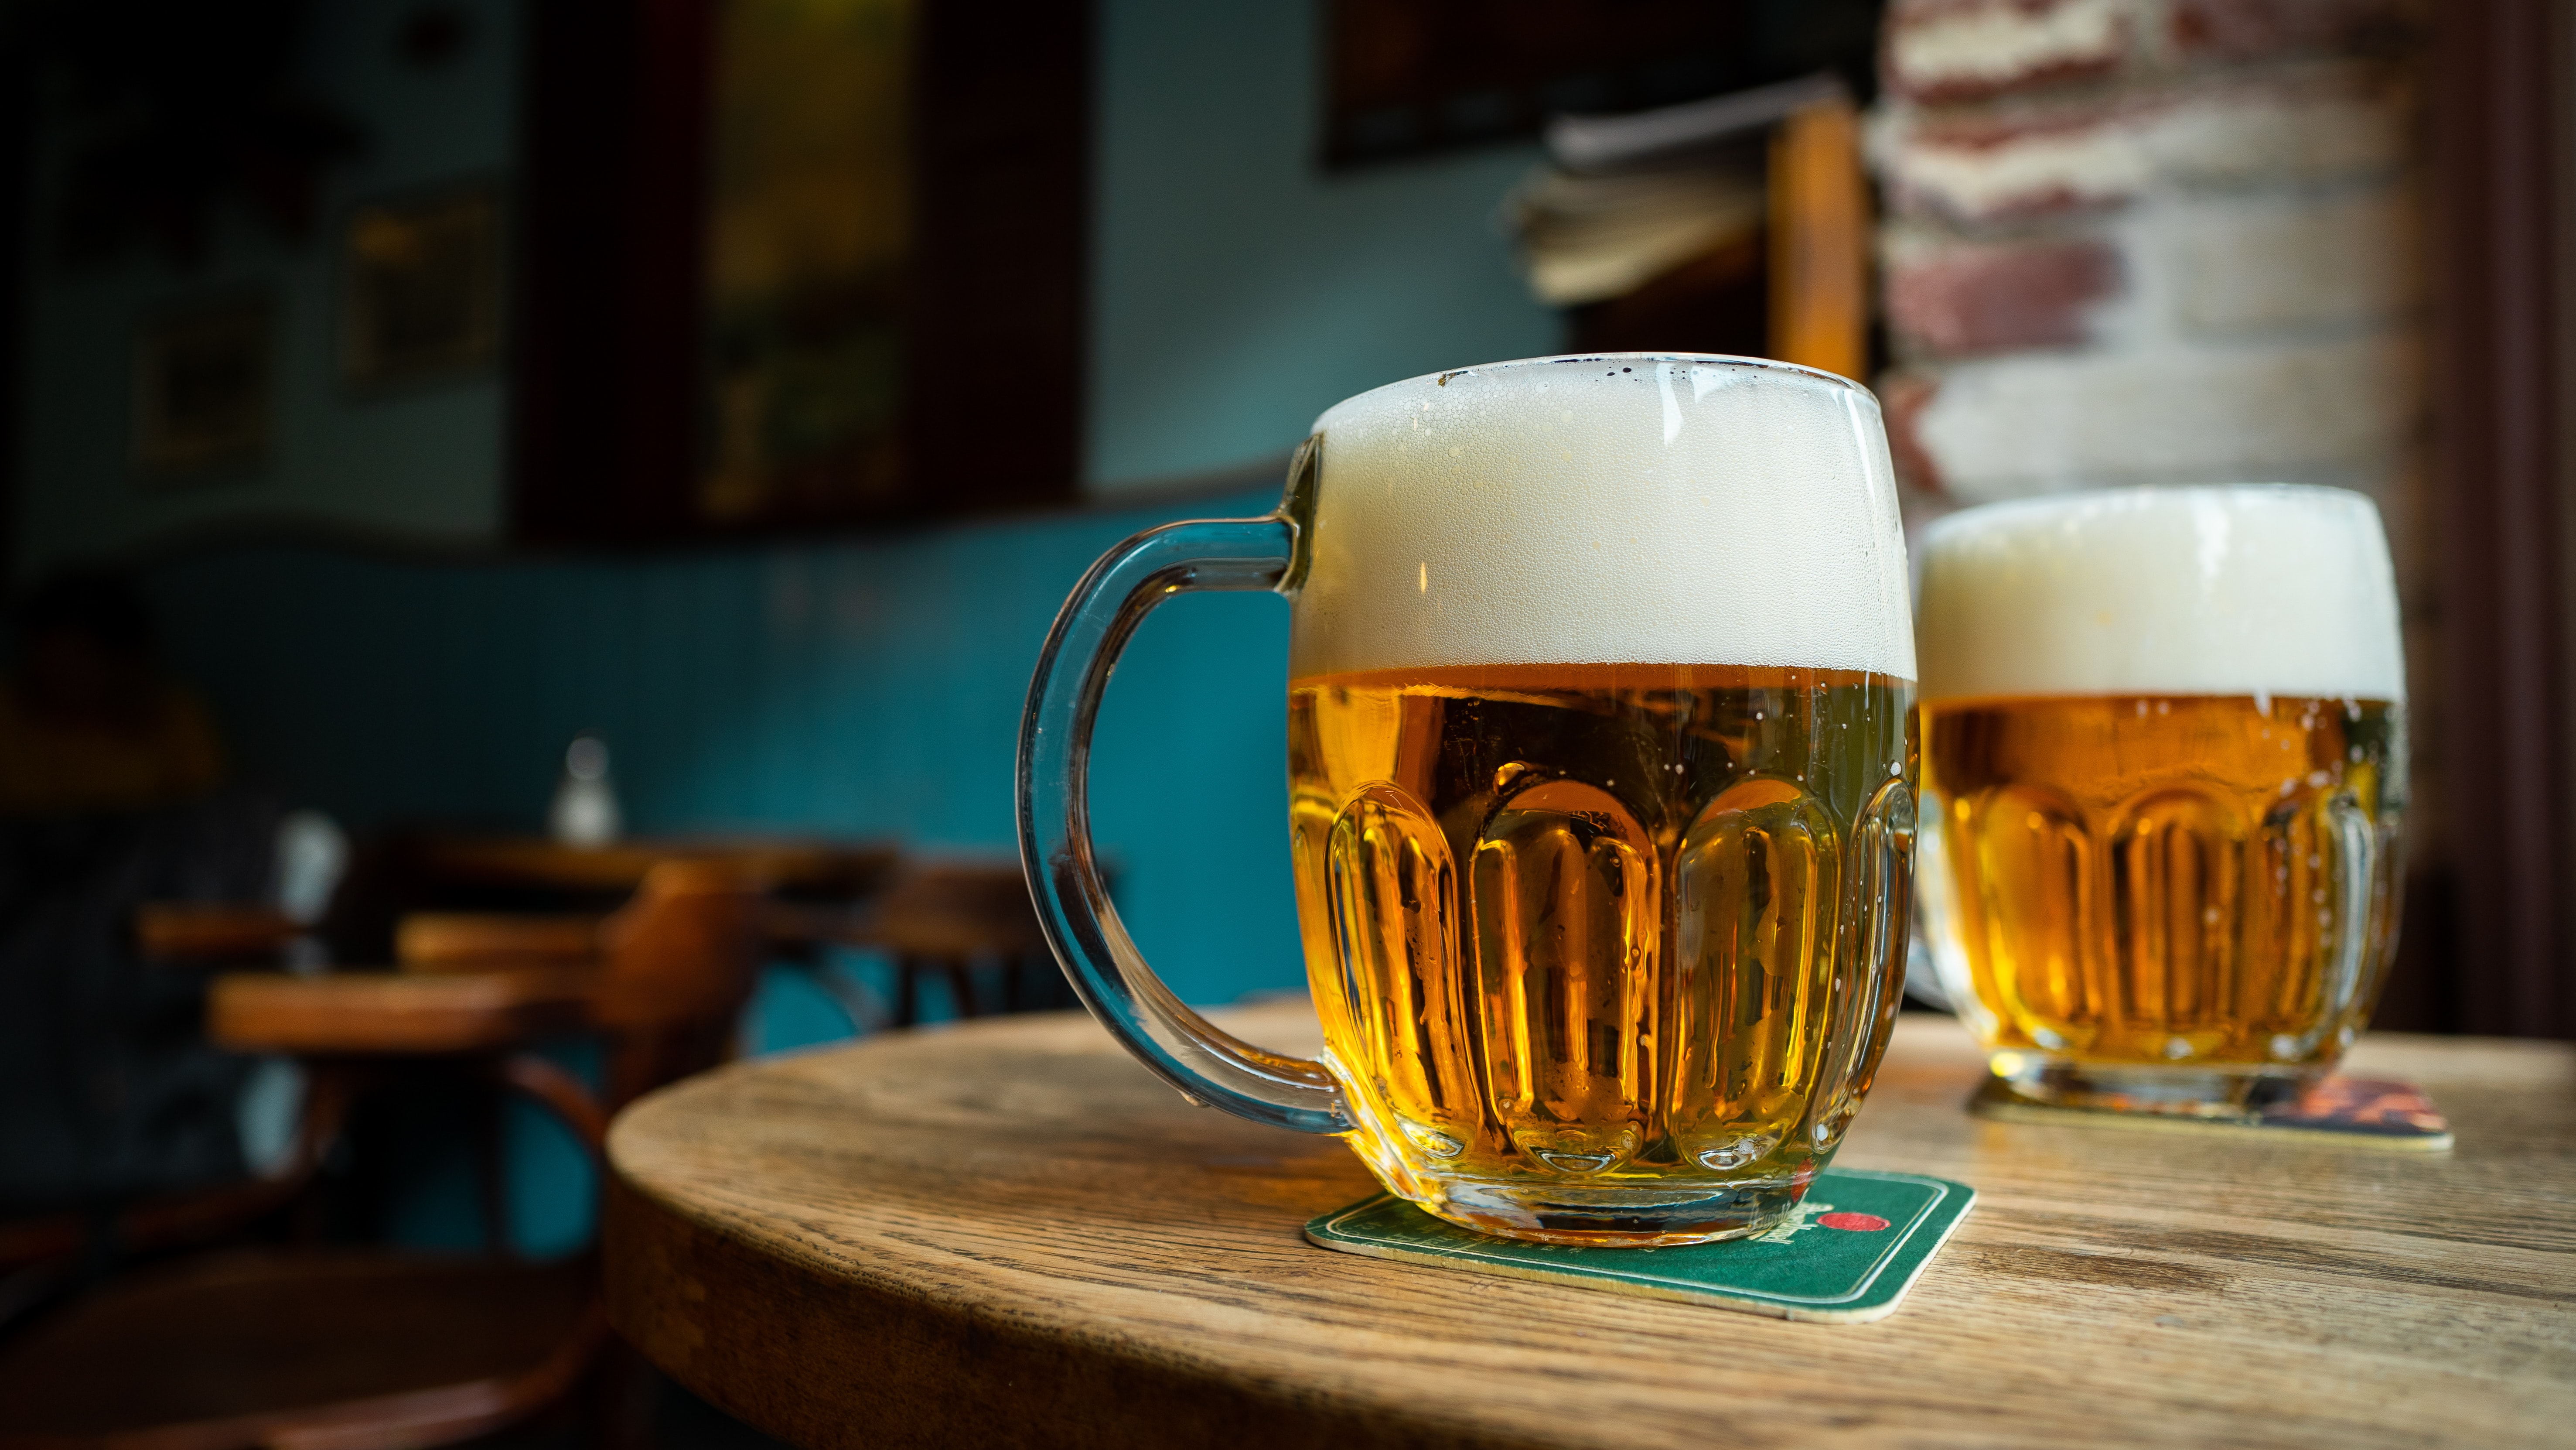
[1290,663,1914,1241]
[1921,694,2402,1069]
[1913,488,2409,1111]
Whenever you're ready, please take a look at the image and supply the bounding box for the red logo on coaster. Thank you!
[1818,1212,1890,1232]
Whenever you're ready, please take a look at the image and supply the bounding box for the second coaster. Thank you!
[1968,1074,2453,1149]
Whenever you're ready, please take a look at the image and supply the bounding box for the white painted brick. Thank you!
[2146,67,2412,185]
[1875,61,2411,223]
[2159,182,2420,332]
[1885,0,2130,103]
[1876,98,2157,219]
[1909,333,2420,500]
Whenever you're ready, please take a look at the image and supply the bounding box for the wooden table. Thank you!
[418,835,895,897]
[604,1004,2576,1449]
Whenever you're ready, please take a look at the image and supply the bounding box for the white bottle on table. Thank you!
[550,732,621,846]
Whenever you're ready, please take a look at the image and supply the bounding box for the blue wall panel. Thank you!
[60,0,1569,1255]
[144,483,1306,1008]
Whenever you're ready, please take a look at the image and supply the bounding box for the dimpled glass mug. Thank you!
[1912,486,2409,1116]
[1018,355,1920,1245]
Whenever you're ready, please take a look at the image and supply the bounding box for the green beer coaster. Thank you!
[1968,1074,2454,1150]
[1303,1167,1974,1324]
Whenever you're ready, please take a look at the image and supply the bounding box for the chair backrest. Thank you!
[588,861,762,1106]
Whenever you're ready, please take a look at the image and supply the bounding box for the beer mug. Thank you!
[1913,486,2408,1115]
[1020,354,1919,1245]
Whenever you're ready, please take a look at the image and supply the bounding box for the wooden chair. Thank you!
[0,862,760,1450]
[0,1090,348,1267]
[0,1082,350,1337]
[0,909,356,1320]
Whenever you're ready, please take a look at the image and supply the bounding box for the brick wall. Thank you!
[1870,0,2442,864]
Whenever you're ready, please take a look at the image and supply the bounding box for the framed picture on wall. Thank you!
[512,0,1090,544]
[132,295,274,476]
[339,181,504,389]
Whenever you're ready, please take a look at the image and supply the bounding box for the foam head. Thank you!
[1915,486,2405,703]
[1288,355,1914,680]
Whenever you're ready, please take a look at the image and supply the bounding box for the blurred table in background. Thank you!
[603,1004,2576,1450]
[417,835,897,899]
[759,860,1066,1028]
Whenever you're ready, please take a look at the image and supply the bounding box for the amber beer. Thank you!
[1914,488,2408,1111]
[1280,356,1918,1242]
[1290,665,1914,1238]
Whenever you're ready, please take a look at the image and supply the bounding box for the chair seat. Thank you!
[0,1249,600,1450]
[396,913,602,969]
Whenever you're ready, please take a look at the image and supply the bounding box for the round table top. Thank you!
[604,1002,2576,1450]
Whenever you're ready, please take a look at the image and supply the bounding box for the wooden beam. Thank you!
[2429,0,2572,1038]
[1767,97,1868,383]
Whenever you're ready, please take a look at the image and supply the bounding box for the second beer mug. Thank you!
[1021,355,1919,1245]
[1913,486,2409,1115]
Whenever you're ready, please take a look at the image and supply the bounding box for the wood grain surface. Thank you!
[604,1004,2576,1450]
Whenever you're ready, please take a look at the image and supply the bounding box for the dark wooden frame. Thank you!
[337,178,506,392]
[131,292,277,476]
[510,0,1089,546]
[0,40,26,589]
[2426,0,2573,1038]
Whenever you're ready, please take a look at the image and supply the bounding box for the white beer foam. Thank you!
[1290,355,1915,680]
[1915,486,2405,703]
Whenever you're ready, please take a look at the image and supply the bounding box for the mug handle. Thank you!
[1016,510,1352,1135]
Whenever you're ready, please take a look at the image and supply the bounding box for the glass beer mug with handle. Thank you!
[1019,354,1920,1245]
[1913,486,2408,1115]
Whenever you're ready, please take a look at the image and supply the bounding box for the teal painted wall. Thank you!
[1088,0,1556,489]
[30,0,1563,1254]
[81,0,1562,1021]
[147,478,1320,1258]
[144,481,1304,1009]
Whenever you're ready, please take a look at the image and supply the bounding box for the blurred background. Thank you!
[0,0,2562,1443]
